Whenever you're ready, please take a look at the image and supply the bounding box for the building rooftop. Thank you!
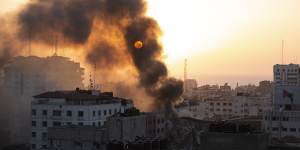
[33,88,132,105]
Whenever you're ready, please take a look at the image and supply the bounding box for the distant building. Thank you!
[184,79,197,93]
[31,89,133,150]
[3,56,84,97]
[176,94,271,121]
[263,64,300,139]
[106,108,167,142]
[273,64,300,85]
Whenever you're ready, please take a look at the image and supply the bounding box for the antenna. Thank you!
[53,34,58,56]
[184,58,187,81]
[28,28,32,56]
[282,40,284,64]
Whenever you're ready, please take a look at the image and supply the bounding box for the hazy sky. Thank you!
[2,0,300,85]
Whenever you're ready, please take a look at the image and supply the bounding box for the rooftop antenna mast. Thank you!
[53,34,58,56]
[184,58,187,81]
[28,28,32,56]
[282,40,284,64]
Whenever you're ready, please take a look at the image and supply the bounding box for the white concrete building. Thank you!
[31,89,133,150]
[176,95,270,121]
[263,64,300,139]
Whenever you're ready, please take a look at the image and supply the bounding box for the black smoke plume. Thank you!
[17,0,183,110]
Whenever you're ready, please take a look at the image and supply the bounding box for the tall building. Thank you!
[1,55,85,145]
[31,88,134,149]
[273,64,300,85]
[3,56,84,97]
[263,64,300,139]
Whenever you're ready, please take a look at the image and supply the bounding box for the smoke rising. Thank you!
[2,0,184,110]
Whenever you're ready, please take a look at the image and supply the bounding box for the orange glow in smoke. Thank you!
[134,40,143,49]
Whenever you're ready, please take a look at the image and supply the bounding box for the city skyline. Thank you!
[1,0,300,85]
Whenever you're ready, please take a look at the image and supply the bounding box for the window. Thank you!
[98,122,101,126]
[210,102,214,106]
[282,128,287,132]
[42,132,47,140]
[114,109,117,113]
[78,122,84,126]
[104,110,107,116]
[290,128,296,132]
[32,121,36,127]
[78,111,84,117]
[228,103,232,106]
[53,121,61,126]
[216,103,220,106]
[67,111,72,117]
[93,122,96,126]
[223,103,227,106]
[67,122,72,125]
[98,110,101,116]
[109,109,112,115]
[93,111,96,117]
[32,109,36,116]
[32,132,36,138]
[42,110,47,116]
[272,127,279,131]
[52,110,62,116]
[42,121,47,127]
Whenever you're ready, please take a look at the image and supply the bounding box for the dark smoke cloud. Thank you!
[17,0,183,110]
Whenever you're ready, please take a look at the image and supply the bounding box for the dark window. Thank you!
[93,111,96,117]
[42,110,47,116]
[67,122,72,125]
[216,103,220,106]
[78,111,84,117]
[52,110,62,116]
[53,121,61,126]
[228,103,232,106]
[42,132,47,140]
[290,128,296,132]
[109,109,112,115]
[223,103,227,106]
[32,109,36,116]
[210,102,214,106]
[78,122,83,126]
[98,110,101,116]
[42,145,47,149]
[98,122,101,126]
[282,128,287,132]
[32,121,36,127]
[104,110,107,116]
[67,111,72,117]
[32,132,36,138]
[272,127,279,131]
[42,121,47,127]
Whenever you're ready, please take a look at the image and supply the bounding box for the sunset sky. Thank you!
[2,0,300,86]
